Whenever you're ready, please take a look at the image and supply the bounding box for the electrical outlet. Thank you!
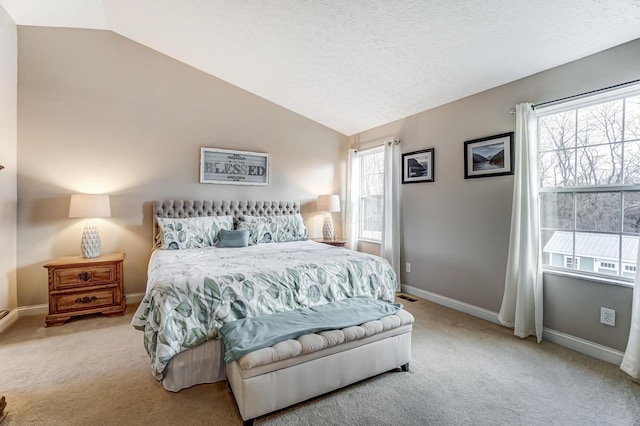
[406,263,411,273]
[600,307,616,326]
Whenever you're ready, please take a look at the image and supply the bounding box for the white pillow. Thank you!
[241,214,308,244]
[236,220,264,245]
[158,216,233,249]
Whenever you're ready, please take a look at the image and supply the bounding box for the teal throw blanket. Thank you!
[219,297,402,363]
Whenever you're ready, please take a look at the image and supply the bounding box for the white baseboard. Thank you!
[16,292,147,318]
[18,303,48,317]
[542,328,624,365]
[126,292,145,304]
[401,284,624,366]
[0,308,19,334]
[401,284,501,325]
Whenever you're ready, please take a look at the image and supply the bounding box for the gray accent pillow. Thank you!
[217,229,250,248]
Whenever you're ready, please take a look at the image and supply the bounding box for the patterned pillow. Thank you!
[158,216,233,249]
[236,220,264,246]
[241,214,309,244]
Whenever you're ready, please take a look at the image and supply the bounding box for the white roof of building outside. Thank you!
[543,231,639,263]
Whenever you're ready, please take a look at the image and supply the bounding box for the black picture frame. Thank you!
[402,148,434,184]
[463,132,514,179]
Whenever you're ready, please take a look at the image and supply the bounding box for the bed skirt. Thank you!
[162,339,226,392]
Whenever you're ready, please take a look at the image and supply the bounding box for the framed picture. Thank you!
[402,148,434,184]
[463,132,514,179]
[200,147,269,185]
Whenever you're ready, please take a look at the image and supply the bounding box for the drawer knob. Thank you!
[79,272,91,282]
[75,296,98,304]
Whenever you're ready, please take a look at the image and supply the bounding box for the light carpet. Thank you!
[1,295,638,425]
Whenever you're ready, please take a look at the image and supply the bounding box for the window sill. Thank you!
[542,268,634,288]
[358,238,381,245]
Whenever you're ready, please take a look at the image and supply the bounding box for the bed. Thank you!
[132,200,400,392]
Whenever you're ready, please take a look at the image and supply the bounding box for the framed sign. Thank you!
[200,147,269,185]
[402,148,434,184]
[463,132,514,179]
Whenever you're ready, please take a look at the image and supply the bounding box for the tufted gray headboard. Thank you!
[153,200,300,247]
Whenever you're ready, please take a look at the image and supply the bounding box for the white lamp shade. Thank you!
[69,194,111,218]
[317,195,340,212]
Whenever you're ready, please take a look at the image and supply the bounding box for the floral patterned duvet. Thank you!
[132,240,398,380]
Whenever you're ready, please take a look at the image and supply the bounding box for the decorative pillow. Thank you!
[217,229,250,248]
[242,214,309,244]
[158,216,233,249]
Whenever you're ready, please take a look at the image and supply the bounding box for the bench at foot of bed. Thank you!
[226,309,414,425]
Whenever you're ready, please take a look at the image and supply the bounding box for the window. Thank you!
[359,146,384,242]
[599,262,616,270]
[539,84,640,281]
[564,256,580,269]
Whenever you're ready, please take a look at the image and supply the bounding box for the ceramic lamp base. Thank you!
[81,223,101,258]
[322,214,334,240]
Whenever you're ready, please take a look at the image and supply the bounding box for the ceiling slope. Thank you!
[2,0,640,135]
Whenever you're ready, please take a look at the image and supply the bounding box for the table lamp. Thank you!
[317,194,340,240]
[68,194,111,258]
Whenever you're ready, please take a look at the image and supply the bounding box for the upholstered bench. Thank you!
[226,309,414,425]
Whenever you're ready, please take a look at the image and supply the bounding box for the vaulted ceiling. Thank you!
[2,0,640,135]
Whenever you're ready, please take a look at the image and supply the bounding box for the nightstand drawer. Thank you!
[52,265,117,289]
[54,288,116,312]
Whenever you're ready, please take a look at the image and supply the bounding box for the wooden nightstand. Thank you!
[313,238,347,247]
[44,253,126,327]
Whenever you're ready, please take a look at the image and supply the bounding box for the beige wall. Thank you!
[13,24,640,351]
[0,6,17,314]
[357,38,640,351]
[17,27,347,306]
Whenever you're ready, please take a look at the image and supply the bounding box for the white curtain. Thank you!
[621,250,640,379]
[498,103,544,342]
[345,149,360,251]
[381,140,401,291]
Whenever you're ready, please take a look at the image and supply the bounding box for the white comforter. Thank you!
[132,240,398,380]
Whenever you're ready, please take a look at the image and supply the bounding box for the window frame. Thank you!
[357,146,385,244]
[537,83,640,286]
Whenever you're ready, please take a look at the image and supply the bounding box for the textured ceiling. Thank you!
[2,1,640,135]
